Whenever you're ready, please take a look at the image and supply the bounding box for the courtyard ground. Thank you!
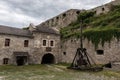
[0,64,120,80]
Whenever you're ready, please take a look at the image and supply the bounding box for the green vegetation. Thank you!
[83,28,120,48]
[60,5,120,49]
[0,64,120,80]
[22,27,29,30]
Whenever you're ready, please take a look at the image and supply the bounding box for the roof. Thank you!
[35,24,60,35]
[0,25,33,38]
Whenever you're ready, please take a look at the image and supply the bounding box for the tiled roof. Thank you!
[0,25,33,37]
[35,24,59,35]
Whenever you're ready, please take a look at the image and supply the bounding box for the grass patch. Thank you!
[0,64,120,80]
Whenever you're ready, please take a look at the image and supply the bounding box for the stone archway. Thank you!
[41,53,55,64]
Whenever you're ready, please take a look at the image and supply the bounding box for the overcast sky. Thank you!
[0,0,112,28]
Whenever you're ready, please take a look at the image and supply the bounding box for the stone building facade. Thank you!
[0,34,33,65]
[0,24,60,65]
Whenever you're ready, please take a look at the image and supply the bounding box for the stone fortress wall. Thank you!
[61,38,120,64]
[40,0,120,31]
[40,9,82,30]
[40,0,120,64]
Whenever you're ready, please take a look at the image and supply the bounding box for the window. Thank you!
[3,58,9,64]
[60,45,63,48]
[102,8,105,11]
[94,11,97,14]
[76,11,80,14]
[63,13,66,17]
[24,40,29,47]
[5,38,10,46]
[71,39,76,43]
[96,50,104,55]
[43,40,47,46]
[47,21,49,24]
[56,17,59,20]
[63,52,66,55]
[50,40,54,46]
[71,39,73,42]
[52,19,54,22]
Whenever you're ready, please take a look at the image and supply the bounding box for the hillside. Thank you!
[60,5,120,48]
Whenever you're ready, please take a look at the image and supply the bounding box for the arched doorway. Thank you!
[41,53,55,64]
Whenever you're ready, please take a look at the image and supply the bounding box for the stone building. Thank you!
[0,0,120,66]
[0,24,60,65]
[1,24,120,66]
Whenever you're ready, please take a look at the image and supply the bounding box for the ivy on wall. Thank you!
[83,28,120,49]
[60,5,120,49]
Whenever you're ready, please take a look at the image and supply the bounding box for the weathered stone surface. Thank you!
[32,32,61,64]
[40,0,120,31]
[0,31,60,65]
[40,9,82,30]
[0,34,34,65]
[61,38,120,64]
